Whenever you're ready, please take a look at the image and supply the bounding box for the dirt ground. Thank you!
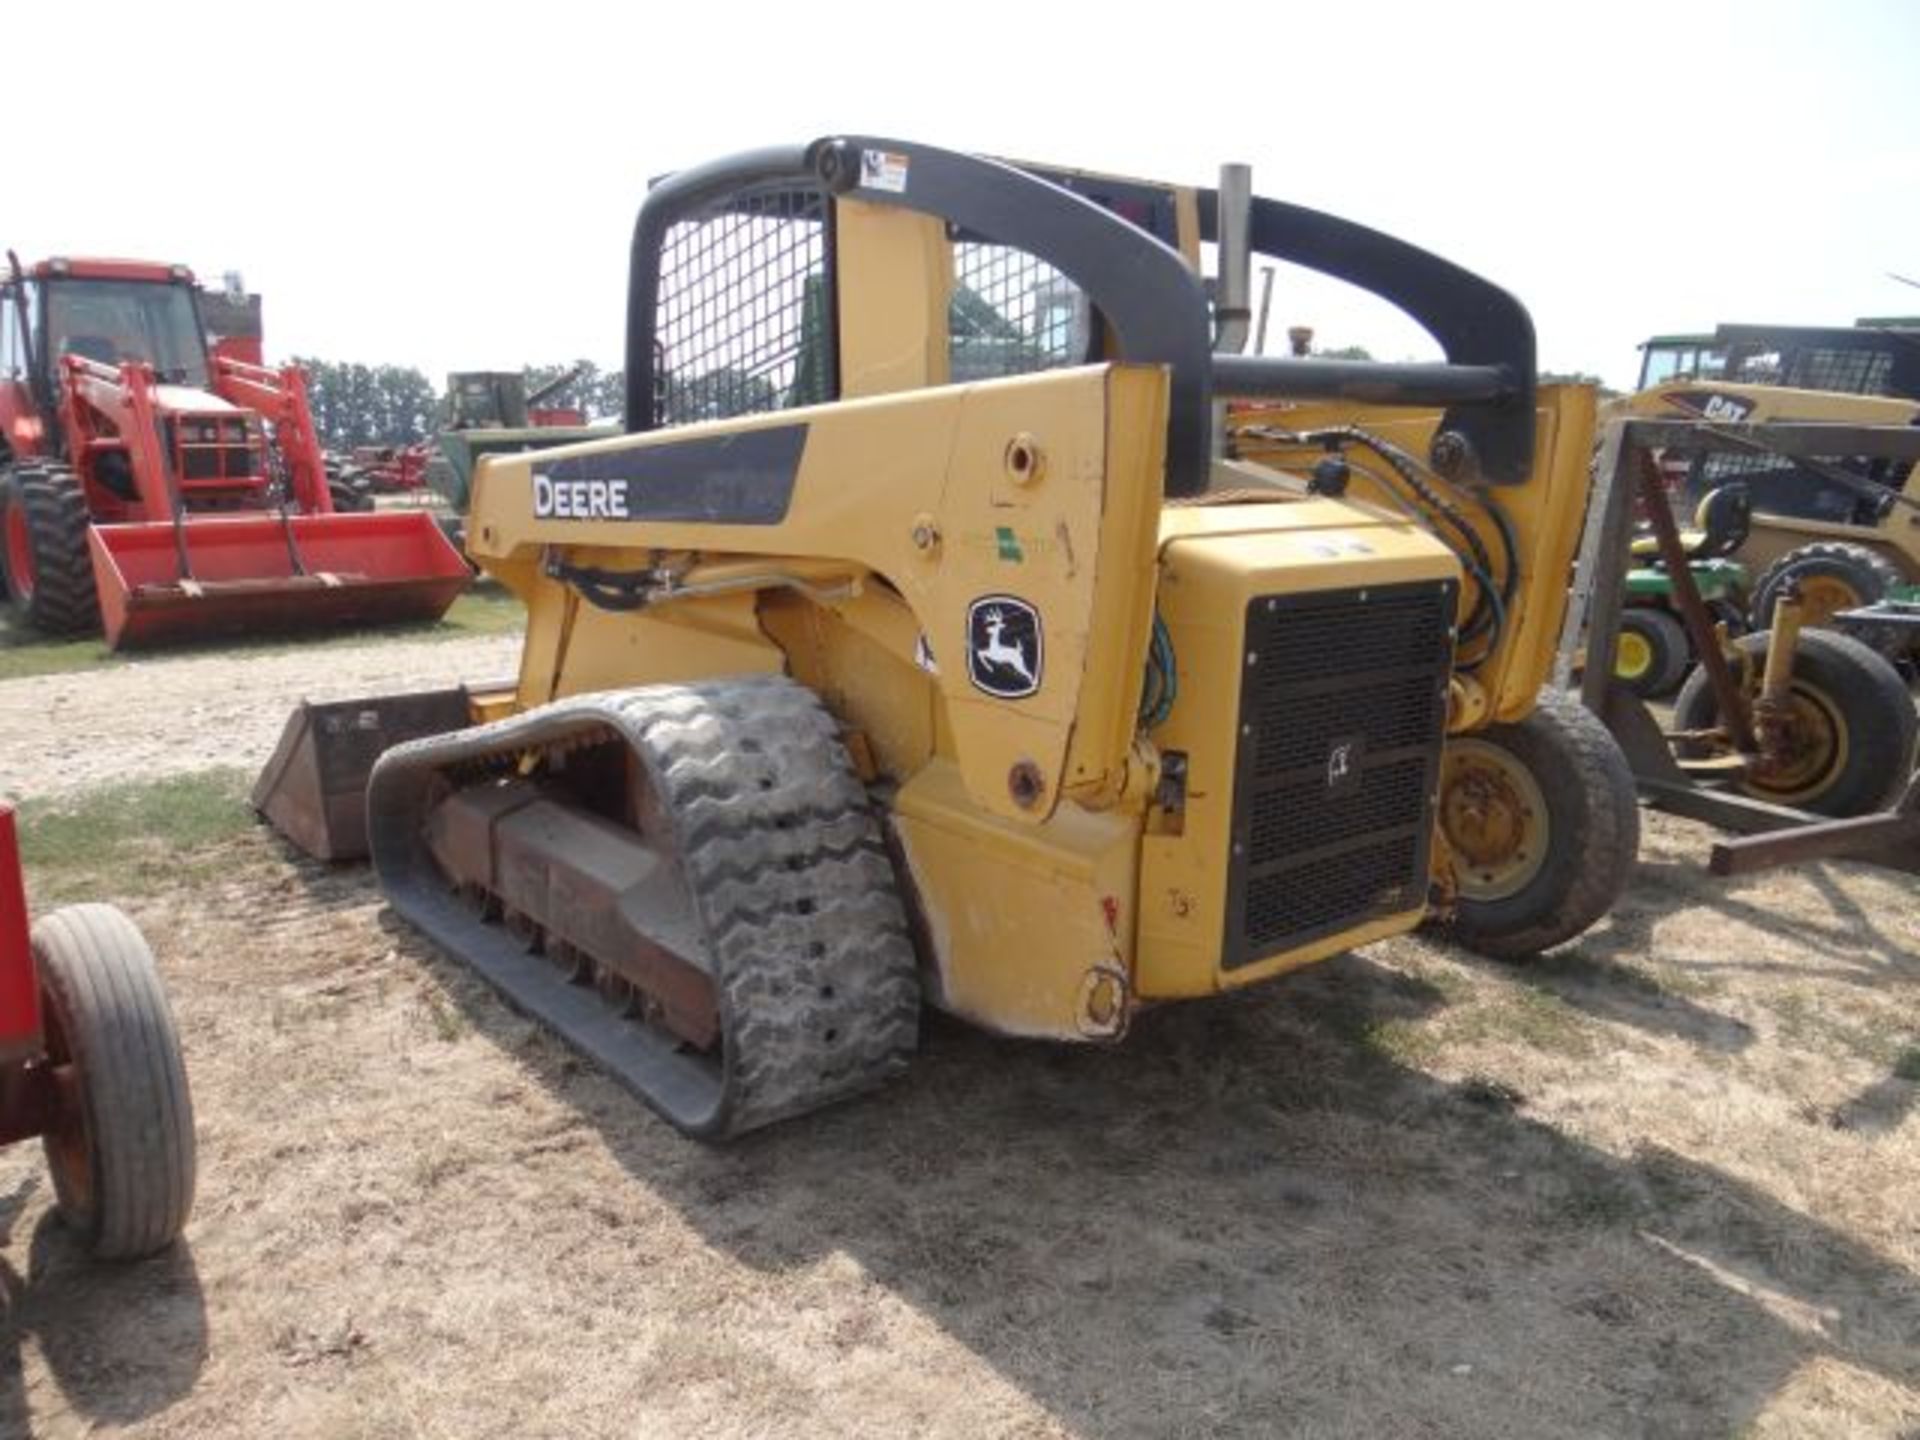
[1,635,1917,1438]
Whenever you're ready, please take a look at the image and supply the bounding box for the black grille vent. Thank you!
[181,447,257,481]
[1254,680,1438,778]
[1225,581,1455,969]
[1248,757,1429,862]
[1244,836,1422,955]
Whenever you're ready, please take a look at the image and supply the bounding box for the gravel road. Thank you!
[0,634,521,803]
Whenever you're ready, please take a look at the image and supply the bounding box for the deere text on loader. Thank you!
[261,136,1640,1139]
[0,255,469,648]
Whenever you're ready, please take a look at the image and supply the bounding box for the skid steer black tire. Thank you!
[1749,542,1907,650]
[369,674,921,1140]
[35,904,196,1259]
[1615,606,1691,698]
[1672,629,1916,818]
[1436,690,1640,961]
[6,463,101,636]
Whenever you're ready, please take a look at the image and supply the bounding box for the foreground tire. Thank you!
[1673,629,1916,817]
[1749,541,1906,636]
[1615,606,1691,698]
[5,462,101,636]
[0,464,16,600]
[1436,690,1640,960]
[35,904,196,1259]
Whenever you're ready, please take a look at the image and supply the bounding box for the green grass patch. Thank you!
[0,617,117,681]
[1441,985,1598,1060]
[1772,989,1917,1070]
[1362,1017,1443,1068]
[435,585,525,637]
[0,583,522,682]
[19,768,256,903]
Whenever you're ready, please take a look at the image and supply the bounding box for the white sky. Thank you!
[13,0,1916,393]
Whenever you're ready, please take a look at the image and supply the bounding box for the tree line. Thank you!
[295,352,1622,452]
[294,357,625,451]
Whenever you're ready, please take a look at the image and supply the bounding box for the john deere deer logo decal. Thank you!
[1327,743,1353,786]
[1325,734,1364,795]
[966,596,1043,699]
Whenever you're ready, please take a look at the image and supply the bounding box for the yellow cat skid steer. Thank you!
[259,135,1637,1138]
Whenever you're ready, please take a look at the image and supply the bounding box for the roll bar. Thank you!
[626,135,1538,495]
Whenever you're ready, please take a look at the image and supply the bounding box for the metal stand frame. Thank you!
[1560,417,1920,872]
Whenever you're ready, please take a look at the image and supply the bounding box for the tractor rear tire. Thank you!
[0,464,15,601]
[1436,690,1640,960]
[327,472,377,513]
[1672,629,1916,817]
[1615,606,1691,698]
[34,904,196,1259]
[5,463,101,636]
[1749,541,1907,645]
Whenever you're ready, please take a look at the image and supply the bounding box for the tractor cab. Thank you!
[2,259,265,514]
[1635,321,1920,401]
[1636,332,1725,390]
[2,260,211,450]
[39,262,211,384]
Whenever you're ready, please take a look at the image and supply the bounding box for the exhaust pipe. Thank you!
[1213,162,1252,356]
[1211,162,1253,460]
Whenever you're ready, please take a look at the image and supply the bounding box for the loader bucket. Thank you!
[253,688,474,861]
[87,510,471,650]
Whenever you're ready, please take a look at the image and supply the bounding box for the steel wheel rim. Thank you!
[1441,738,1551,901]
[1615,630,1653,681]
[1748,685,1849,803]
[1793,575,1862,627]
[39,986,95,1219]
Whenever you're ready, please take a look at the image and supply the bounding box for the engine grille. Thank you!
[1223,580,1455,969]
[180,446,259,481]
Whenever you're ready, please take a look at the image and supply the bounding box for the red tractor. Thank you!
[0,805,194,1258]
[0,254,469,649]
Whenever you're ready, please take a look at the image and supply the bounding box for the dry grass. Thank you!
[0,785,1915,1437]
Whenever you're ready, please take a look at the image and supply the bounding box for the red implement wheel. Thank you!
[36,904,195,1259]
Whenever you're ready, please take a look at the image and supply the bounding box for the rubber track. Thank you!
[11,463,101,635]
[368,675,919,1139]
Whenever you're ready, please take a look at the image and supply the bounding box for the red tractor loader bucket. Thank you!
[87,511,471,650]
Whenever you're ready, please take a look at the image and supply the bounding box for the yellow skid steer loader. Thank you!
[259,135,1638,1138]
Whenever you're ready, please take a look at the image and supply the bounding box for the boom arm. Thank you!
[213,358,332,513]
[60,355,176,516]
